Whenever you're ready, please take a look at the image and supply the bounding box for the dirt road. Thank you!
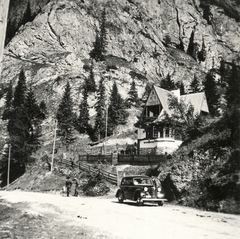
[0,191,239,239]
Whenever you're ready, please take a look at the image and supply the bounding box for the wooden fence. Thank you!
[78,154,114,164]
[117,154,166,165]
[61,159,118,185]
[78,154,166,165]
[49,153,167,185]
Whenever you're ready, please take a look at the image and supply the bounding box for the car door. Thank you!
[122,178,134,200]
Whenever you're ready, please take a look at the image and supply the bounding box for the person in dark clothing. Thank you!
[72,178,79,197]
[65,176,72,197]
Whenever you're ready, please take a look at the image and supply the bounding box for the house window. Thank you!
[147,105,160,117]
[153,126,158,138]
[159,128,163,138]
[165,128,169,137]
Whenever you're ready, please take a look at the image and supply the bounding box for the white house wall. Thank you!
[139,138,182,154]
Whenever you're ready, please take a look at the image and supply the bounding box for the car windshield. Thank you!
[133,178,152,185]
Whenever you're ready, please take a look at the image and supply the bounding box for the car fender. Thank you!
[134,189,143,201]
[116,189,125,198]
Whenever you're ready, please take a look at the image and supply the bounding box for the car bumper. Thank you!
[141,198,167,202]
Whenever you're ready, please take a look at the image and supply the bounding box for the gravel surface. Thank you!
[0,190,239,239]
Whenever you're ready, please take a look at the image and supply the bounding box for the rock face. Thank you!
[1,0,240,127]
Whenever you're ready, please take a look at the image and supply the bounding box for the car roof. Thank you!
[122,175,150,179]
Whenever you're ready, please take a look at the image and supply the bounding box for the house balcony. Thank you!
[139,137,182,155]
[141,116,158,124]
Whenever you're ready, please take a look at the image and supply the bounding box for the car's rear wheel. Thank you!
[136,196,143,206]
[118,191,124,203]
[158,201,163,206]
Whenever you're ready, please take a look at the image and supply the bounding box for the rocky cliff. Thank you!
[1,0,240,131]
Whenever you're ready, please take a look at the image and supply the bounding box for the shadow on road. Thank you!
[111,200,159,207]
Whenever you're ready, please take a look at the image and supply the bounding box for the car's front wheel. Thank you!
[136,196,143,206]
[118,191,124,203]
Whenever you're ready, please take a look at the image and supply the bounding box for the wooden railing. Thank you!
[78,154,114,164]
[61,159,117,185]
[77,154,166,165]
[48,153,167,185]
[117,154,166,165]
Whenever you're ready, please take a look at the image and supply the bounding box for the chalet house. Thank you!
[137,86,209,155]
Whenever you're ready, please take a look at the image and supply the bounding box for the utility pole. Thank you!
[105,102,108,139]
[104,74,111,155]
[0,0,10,79]
[104,102,108,155]
[51,119,57,172]
[7,143,11,187]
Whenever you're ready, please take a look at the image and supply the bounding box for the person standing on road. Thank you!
[65,176,72,197]
[72,178,79,197]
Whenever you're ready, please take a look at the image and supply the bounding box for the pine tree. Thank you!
[24,87,41,122]
[128,80,139,106]
[203,70,220,116]
[202,4,212,25]
[86,62,96,92]
[5,81,13,108]
[224,62,240,147]
[9,69,28,157]
[1,72,46,186]
[22,1,33,26]
[13,69,27,108]
[108,81,129,135]
[4,70,29,175]
[2,81,13,120]
[5,20,15,45]
[39,100,47,120]
[160,74,175,90]
[94,76,106,140]
[90,8,108,61]
[24,87,45,153]
[198,38,207,62]
[176,81,185,95]
[77,80,90,134]
[190,75,201,93]
[225,63,240,108]
[142,83,152,102]
[187,30,195,59]
[90,33,102,61]
[56,82,76,149]
[99,8,107,57]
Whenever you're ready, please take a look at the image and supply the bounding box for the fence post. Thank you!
[132,155,134,165]
[117,170,125,187]
[111,153,113,165]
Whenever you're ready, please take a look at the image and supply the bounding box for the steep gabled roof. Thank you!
[145,86,209,122]
[180,92,209,115]
[153,86,174,116]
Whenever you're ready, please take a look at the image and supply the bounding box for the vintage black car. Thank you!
[116,175,167,206]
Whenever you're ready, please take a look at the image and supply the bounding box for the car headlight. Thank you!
[157,187,161,192]
[144,187,148,192]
